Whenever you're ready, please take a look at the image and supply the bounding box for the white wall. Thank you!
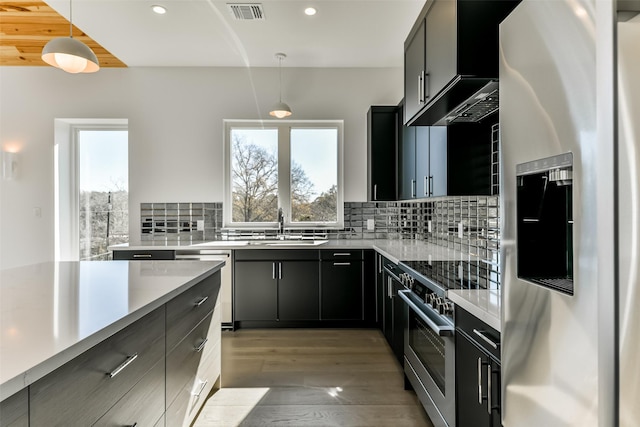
[0,66,402,269]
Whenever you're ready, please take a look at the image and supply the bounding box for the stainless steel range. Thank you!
[394,261,461,427]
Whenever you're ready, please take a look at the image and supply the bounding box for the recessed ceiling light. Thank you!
[151,5,167,14]
[304,7,317,16]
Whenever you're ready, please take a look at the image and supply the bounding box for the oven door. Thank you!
[398,290,455,427]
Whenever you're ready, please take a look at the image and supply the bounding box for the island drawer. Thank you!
[166,272,219,352]
[93,359,165,427]
[166,312,213,410]
[29,307,165,426]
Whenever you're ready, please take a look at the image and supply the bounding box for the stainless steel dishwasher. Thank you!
[175,249,233,329]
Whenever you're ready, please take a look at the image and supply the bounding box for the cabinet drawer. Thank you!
[30,307,165,426]
[320,249,364,261]
[167,312,214,409]
[0,388,28,427]
[166,272,219,352]
[455,306,500,361]
[234,249,319,261]
[112,250,176,260]
[93,359,165,427]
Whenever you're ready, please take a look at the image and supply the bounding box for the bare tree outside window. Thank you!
[226,122,342,228]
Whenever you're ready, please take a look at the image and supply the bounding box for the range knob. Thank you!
[425,293,436,305]
[432,296,444,310]
[439,301,454,316]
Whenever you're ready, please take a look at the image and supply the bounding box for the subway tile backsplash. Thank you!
[141,196,500,287]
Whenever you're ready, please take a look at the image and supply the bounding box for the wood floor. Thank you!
[193,329,433,427]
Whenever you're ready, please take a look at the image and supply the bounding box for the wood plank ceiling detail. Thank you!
[0,1,126,67]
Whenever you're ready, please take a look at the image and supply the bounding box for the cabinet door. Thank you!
[368,106,398,201]
[375,254,385,328]
[424,0,457,101]
[321,260,363,320]
[429,126,448,197]
[399,124,416,200]
[456,333,492,427]
[278,261,320,320]
[391,281,406,364]
[0,388,28,427]
[383,274,394,345]
[234,261,277,321]
[404,19,426,123]
[415,126,430,198]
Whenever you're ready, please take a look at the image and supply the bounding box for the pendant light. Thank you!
[41,0,99,73]
[269,53,292,118]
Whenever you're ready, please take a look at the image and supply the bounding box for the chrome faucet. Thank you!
[277,207,285,236]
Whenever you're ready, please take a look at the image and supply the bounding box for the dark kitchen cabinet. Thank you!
[375,253,390,328]
[456,307,501,427]
[404,0,520,126]
[321,250,363,320]
[0,388,28,427]
[404,18,426,125]
[381,262,404,365]
[29,307,166,426]
[234,250,320,326]
[367,106,398,201]
[112,249,175,260]
[399,106,448,199]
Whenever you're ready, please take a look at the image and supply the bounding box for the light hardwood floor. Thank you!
[193,329,434,427]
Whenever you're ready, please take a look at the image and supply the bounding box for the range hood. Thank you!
[408,78,499,126]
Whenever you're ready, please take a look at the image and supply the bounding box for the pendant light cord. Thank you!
[278,55,283,103]
[69,0,73,38]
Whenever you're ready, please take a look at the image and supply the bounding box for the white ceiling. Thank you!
[44,0,425,68]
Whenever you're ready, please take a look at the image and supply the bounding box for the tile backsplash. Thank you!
[141,196,500,287]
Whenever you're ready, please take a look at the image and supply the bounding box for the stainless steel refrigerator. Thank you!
[500,0,640,425]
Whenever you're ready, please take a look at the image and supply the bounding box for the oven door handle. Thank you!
[398,290,454,337]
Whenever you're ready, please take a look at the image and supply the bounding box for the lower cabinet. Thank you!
[234,249,375,327]
[0,388,28,427]
[11,271,222,427]
[29,307,166,426]
[234,250,320,325]
[321,258,363,320]
[455,307,501,427]
[381,262,405,365]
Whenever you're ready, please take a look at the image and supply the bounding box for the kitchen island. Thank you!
[0,260,224,426]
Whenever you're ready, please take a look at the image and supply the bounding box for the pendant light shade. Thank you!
[41,0,99,73]
[269,53,292,118]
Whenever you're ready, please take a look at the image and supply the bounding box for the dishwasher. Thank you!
[175,249,233,329]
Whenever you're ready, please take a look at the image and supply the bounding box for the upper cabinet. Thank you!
[404,0,520,126]
[367,106,398,201]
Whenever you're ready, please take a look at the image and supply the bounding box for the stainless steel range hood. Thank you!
[409,78,499,126]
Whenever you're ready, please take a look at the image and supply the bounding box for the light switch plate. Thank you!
[428,220,432,233]
[367,219,375,231]
[197,220,205,231]
[458,222,464,239]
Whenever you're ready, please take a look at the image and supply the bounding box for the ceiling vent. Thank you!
[227,3,265,20]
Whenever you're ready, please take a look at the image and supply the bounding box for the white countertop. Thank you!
[112,239,476,263]
[0,260,223,401]
[448,289,501,332]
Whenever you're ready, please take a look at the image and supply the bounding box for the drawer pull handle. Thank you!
[127,424,138,427]
[473,329,499,350]
[192,379,209,398]
[333,262,351,266]
[132,254,152,258]
[107,353,138,378]
[194,296,209,307]
[194,338,209,353]
[333,253,351,256]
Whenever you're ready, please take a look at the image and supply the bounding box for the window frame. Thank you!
[223,119,344,230]
[54,119,128,261]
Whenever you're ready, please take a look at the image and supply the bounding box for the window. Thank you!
[224,120,343,229]
[55,119,129,261]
